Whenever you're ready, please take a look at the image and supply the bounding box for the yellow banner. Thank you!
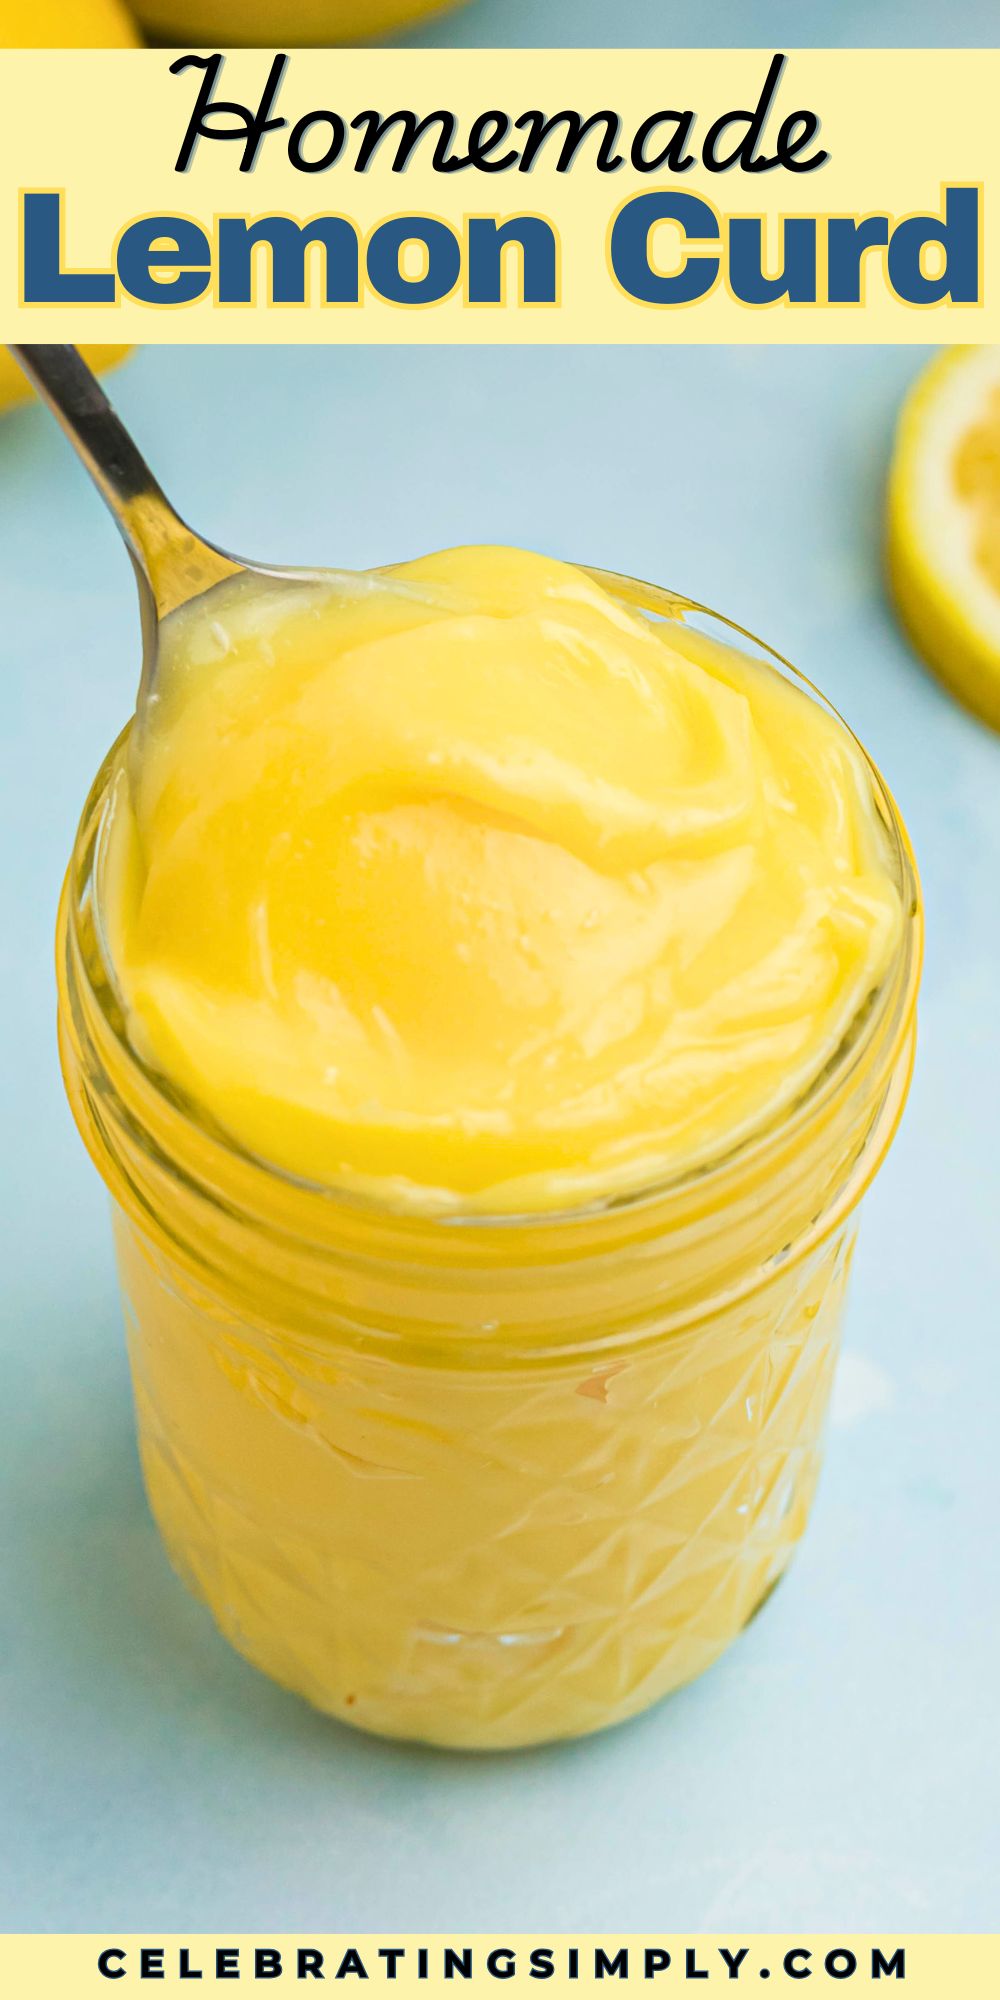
[0,47,995,341]
[0,1936,996,1994]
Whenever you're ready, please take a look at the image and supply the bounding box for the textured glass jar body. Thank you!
[57,577,921,1750]
[112,1205,855,1748]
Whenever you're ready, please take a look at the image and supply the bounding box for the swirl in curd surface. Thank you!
[104,544,902,1212]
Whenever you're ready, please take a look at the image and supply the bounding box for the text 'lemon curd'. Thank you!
[22,187,980,313]
[59,548,920,1747]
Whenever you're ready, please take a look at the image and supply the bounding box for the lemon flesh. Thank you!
[888,346,1000,733]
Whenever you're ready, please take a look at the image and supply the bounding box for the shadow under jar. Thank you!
[57,575,921,1751]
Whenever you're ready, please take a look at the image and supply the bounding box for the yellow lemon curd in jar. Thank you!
[107,545,901,1211]
[88,544,908,1748]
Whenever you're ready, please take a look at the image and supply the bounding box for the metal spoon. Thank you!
[9,343,307,710]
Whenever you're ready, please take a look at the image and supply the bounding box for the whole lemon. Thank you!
[131,0,462,43]
[1,0,139,41]
[0,347,133,418]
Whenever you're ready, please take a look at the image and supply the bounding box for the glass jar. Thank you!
[56,576,921,1751]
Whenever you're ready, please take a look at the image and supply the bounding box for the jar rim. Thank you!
[60,564,923,1242]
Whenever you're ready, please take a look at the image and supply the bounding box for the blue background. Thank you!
[399,0,1000,45]
[2,0,999,1942]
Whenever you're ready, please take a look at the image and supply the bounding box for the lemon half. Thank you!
[888,346,1000,732]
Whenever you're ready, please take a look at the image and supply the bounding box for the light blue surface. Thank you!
[2,338,998,1935]
[399,0,1000,45]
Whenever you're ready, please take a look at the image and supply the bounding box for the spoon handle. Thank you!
[9,345,240,617]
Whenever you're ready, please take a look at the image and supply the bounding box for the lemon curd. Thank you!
[59,547,920,1748]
